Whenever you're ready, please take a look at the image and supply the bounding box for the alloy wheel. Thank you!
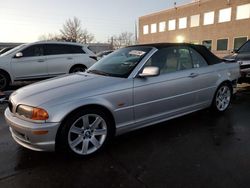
[215,85,231,112]
[68,114,107,155]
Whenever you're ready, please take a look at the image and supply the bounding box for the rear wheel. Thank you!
[211,83,232,113]
[70,66,86,73]
[57,109,114,157]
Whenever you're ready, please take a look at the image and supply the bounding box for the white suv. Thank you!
[0,41,97,90]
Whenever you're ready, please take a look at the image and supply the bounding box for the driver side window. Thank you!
[21,45,44,57]
[145,46,193,75]
[145,47,178,74]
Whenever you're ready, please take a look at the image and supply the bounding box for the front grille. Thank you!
[240,64,250,69]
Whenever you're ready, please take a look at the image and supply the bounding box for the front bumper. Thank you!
[239,61,250,83]
[239,68,250,83]
[5,108,60,151]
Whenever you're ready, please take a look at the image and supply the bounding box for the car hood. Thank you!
[10,73,130,107]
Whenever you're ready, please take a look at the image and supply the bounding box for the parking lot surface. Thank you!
[0,84,250,188]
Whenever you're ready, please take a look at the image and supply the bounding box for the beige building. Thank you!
[139,0,250,57]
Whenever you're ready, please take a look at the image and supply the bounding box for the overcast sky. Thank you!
[0,0,191,43]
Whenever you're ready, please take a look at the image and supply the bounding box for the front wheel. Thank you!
[0,72,10,91]
[57,109,114,157]
[211,83,232,113]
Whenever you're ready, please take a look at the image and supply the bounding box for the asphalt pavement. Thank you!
[0,83,250,188]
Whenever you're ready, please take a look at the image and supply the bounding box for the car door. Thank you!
[11,44,48,80]
[45,44,74,76]
[133,46,206,125]
[189,47,218,105]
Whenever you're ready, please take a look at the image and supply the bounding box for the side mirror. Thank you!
[139,66,160,77]
[15,52,23,58]
[232,48,238,53]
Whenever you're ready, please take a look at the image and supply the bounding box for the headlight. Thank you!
[16,105,49,121]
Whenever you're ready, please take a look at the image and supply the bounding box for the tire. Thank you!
[56,109,114,157]
[69,66,86,73]
[0,71,10,91]
[211,82,232,113]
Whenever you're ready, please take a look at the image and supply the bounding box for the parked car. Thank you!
[224,40,250,83]
[0,47,14,55]
[5,43,240,157]
[96,50,114,60]
[0,41,97,90]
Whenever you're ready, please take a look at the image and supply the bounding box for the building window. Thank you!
[168,19,176,31]
[234,37,248,50]
[202,40,212,51]
[217,39,228,51]
[219,8,232,23]
[190,14,200,27]
[179,17,187,29]
[143,25,149,35]
[151,23,157,33]
[159,22,166,32]
[236,4,250,20]
[204,11,215,25]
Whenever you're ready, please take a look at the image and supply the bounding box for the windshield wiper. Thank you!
[87,69,111,76]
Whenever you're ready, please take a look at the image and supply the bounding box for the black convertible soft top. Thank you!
[190,44,222,65]
[131,43,223,65]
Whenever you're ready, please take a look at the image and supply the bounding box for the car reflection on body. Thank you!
[5,43,240,157]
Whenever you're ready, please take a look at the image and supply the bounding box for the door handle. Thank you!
[67,57,73,60]
[37,59,45,62]
[189,73,199,78]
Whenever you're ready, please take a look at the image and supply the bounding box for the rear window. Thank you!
[45,44,85,55]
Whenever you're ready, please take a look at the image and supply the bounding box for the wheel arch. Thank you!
[217,80,233,92]
[69,64,87,73]
[210,80,233,112]
[55,104,116,145]
[0,69,12,82]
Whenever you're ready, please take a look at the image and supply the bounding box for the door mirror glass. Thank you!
[139,66,160,77]
[15,52,23,58]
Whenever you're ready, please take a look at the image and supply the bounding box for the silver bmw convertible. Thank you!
[5,43,240,156]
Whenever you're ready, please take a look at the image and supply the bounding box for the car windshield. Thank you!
[0,44,27,56]
[88,46,152,78]
[238,41,250,53]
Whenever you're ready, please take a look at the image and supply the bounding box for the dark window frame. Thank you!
[44,44,85,56]
[217,39,228,51]
[234,37,248,50]
[20,44,45,57]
